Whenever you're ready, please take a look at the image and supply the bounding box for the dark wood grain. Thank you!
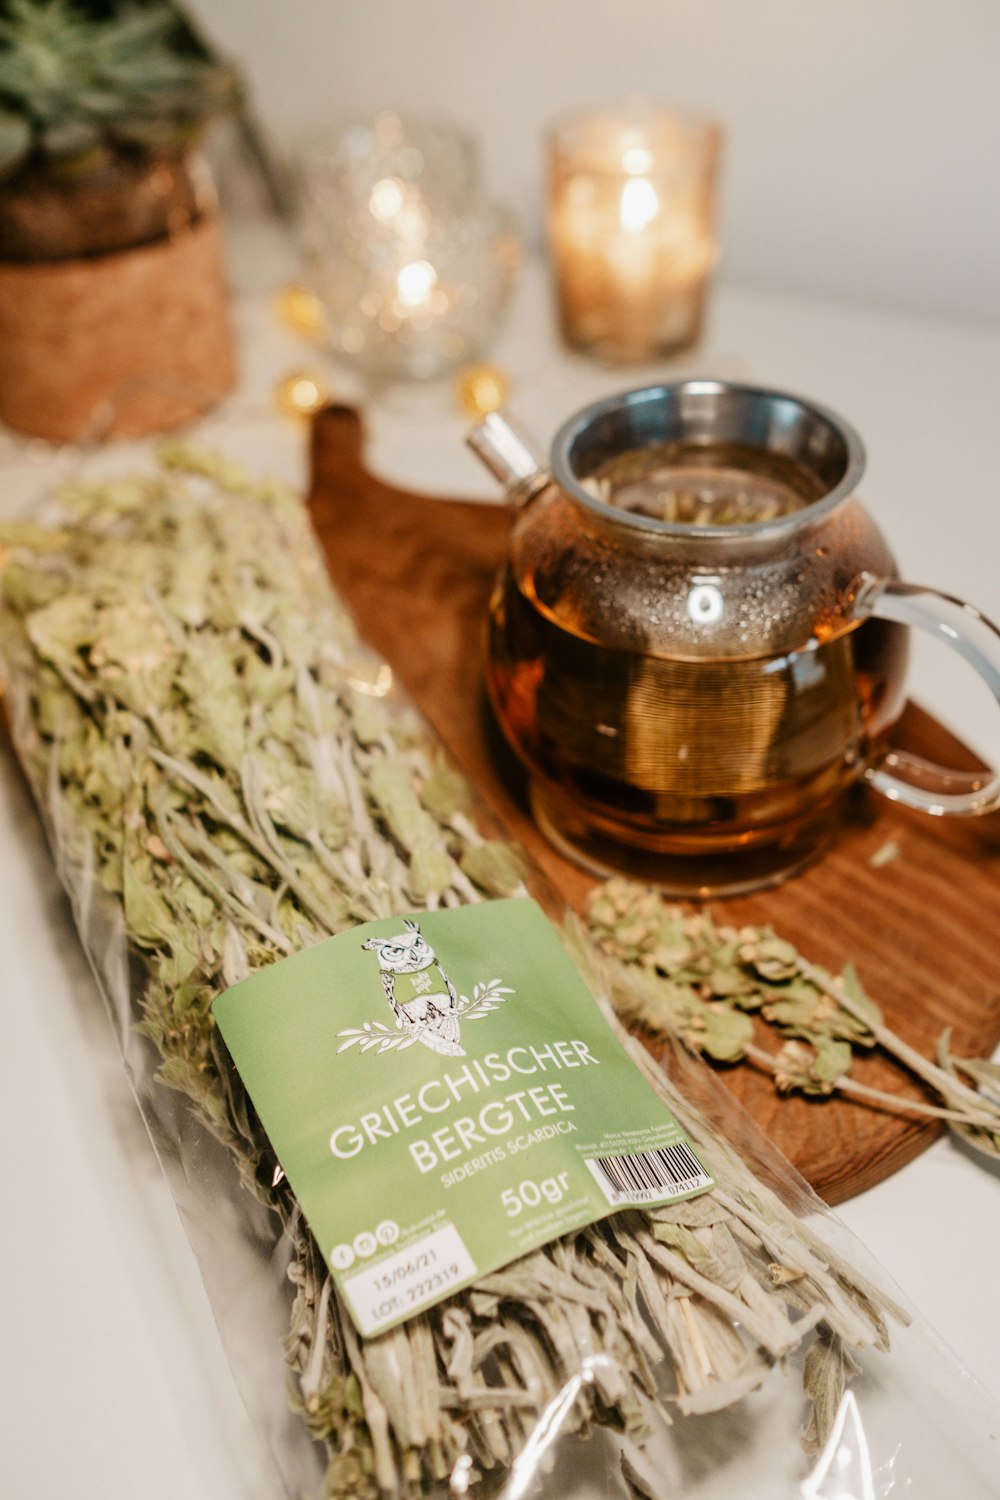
[307,404,1000,1204]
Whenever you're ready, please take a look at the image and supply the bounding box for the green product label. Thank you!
[214,898,713,1337]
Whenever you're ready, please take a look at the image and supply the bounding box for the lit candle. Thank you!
[297,115,520,384]
[547,106,722,362]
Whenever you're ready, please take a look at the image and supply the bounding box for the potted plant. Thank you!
[0,0,240,442]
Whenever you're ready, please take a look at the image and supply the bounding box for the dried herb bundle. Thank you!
[588,881,1000,1157]
[0,451,902,1499]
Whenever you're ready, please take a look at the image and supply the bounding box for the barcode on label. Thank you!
[585,1142,713,1205]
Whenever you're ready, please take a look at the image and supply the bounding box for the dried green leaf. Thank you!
[123,859,176,948]
[419,765,473,823]
[459,841,525,897]
[802,1332,860,1457]
[841,962,883,1031]
[367,756,439,855]
[407,846,454,901]
[749,934,800,981]
[1,557,68,614]
[697,1005,754,1064]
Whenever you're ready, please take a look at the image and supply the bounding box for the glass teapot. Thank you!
[469,381,1000,895]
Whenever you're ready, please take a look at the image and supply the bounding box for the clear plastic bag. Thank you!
[1,445,997,1500]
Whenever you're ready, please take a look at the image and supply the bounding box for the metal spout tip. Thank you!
[466,410,550,506]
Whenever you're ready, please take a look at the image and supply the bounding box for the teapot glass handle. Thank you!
[853,575,1000,815]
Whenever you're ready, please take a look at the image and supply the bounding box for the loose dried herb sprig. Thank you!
[587,880,1000,1158]
[0,451,902,1499]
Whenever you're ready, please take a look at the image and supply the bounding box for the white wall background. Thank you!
[193,0,1000,323]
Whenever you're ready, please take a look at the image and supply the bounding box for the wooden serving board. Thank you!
[308,404,1000,1205]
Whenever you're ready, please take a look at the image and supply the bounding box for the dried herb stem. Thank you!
[794,956,999,1121]
[744,1041,999,1128]
[588,880,1000,1161]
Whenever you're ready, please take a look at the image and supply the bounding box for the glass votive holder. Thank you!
[547,103,722,363]
[296,113,520,384]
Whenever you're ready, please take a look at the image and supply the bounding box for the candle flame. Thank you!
[369,176,405,221]
[622,145,654,176]
[620,176,659,233]
[396,259,438,308]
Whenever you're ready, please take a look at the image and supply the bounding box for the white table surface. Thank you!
[1,219,999,1499]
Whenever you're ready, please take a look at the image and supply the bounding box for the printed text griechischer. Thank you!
[329,1040,599,1172]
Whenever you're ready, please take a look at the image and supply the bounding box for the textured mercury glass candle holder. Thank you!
[297,113,520,384]
[547,104,722,364]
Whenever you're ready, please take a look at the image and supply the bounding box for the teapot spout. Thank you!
[466,411,550,508]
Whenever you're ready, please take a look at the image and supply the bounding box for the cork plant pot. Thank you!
[0,204,236,443]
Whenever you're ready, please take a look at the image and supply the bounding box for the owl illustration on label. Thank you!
[361,919,465,1056]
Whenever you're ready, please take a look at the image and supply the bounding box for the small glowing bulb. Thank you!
[369,176,405,221]
[455,362,511,418]
[275,283,327,338]
[274,370,330,418]
[395,259,437,308]
[620,176,659,233]
[622,145,654,175]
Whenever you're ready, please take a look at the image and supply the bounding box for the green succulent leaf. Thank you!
[0,0,240,167]
[0,105,30,175]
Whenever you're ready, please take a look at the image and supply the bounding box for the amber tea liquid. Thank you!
[584,437,830,521]
[487,441,908,893]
